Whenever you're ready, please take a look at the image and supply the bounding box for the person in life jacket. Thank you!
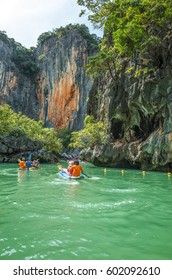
[32,159,40,168]
[19,158,26,169]
[69,160,83,177]
[25,159,32,170]
[67,160,74,175]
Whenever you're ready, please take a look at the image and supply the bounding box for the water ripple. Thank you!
[68,200,135,210]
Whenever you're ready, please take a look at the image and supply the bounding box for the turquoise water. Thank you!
[0,163,172,260]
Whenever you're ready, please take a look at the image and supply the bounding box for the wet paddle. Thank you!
[82,172,90,178]
[57,164,62,169]
[28,154,32,161]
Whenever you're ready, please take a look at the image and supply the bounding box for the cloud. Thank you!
[0,0,102,48]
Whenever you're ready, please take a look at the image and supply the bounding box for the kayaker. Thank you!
[67,161,74,175]
[25,159,32,170]
[70,160,83,177]
[19,158,26,170]
[32,159,40,168]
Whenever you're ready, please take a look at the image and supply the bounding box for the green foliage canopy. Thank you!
[0,104,62,153]
[37,23,100,51]
[78,0,172,78]
[0,31,37,78]
[70,115,107,149]
[11,43,38,78]
[56,128,72,149]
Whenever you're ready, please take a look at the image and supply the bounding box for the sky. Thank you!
[0,0,103,48]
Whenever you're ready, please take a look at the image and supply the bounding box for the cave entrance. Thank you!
[110,119,123,139]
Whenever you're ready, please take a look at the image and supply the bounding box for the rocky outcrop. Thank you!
[0,136,59,163]
[84,60,172,170]
[0,29,95,131]
[0,39,39,119]
[80,133,172,171]
[0,28,96,162]
[36,29,94,130]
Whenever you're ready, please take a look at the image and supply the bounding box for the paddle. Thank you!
[28,154,32,161]
[57,164,63,170]
[82,172,90,178]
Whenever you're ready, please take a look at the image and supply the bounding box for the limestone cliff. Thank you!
[83,57,172,171]
[0,34,39,119]
[36,29,94,130]
[0,28,95,131]
[0,27,97,162]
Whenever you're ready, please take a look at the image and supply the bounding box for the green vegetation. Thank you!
[0,104,62,153]
[78,0,172,79]
[56,128,72,149]
[38,54,46,62]
[0,31,38,78]
[0,31,10,44]
[69,115,107,149]
[37,23,100,51]
[11,43,38,78]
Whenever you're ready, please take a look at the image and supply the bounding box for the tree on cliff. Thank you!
[78,0,172,79]
[37,23,100,51]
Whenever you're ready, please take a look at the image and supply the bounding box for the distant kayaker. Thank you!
[25,159,32,170]
[70,160,83,177]
[18,158,26,170]
[32,159,40,168]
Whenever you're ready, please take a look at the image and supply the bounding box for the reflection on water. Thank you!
[17,169,27,184]
[0,163,172,260]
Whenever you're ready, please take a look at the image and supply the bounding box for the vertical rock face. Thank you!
[36,29,93,130]
[0,40,39,120]
[85,63,172,170]
[0,28,95,131]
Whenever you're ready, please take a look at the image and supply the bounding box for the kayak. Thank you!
[58,170,84,180]
[18,167,39,171]
[18,168,27,171]
[30,166,40,170]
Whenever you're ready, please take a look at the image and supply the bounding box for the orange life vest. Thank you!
[70,165,83,177]
[19,161,26,169]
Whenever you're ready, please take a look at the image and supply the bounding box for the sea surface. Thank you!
[0,163,172,260]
